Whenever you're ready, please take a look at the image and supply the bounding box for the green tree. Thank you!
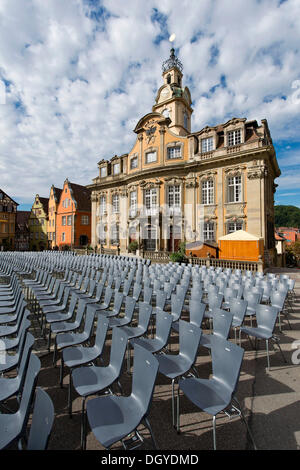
[275,205,300,227]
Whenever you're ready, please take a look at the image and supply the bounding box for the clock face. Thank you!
[161,87,170,99]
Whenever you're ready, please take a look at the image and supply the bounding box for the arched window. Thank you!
[142,224,157,251]
[167,74,171,84]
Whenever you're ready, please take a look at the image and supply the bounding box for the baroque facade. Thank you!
[88,49,280,262]
[29,195,49,251]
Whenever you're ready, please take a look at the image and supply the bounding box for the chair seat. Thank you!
[0,376,21,402]
[56,331,89,350]
[63,345,101,369]
[179,377,231,416]
[72,364,119,397]
[0,411,23,450]
[86,394,143,449]
[46,311,72,323]
[157,354,192,380]
[240,326,272,340]
[51,321,79,334]
[130,336,165,353]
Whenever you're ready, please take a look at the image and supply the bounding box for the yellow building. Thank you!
[0,189,18,250]
[29,194,49,251]
[88,49,280,264]
[47,185,62,249]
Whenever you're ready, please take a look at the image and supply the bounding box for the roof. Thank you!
[16,211,30,226]
[0,188,19,206]
[218,230,262,241]
[68,182,91,212]
[275,232,286,241]
[53,187,62,203]
[186,240,218,250]
[38,197,49,215]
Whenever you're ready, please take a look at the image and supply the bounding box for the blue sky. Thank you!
[0,0,299,210]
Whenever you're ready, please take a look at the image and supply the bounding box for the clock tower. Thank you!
[153,48,193,136]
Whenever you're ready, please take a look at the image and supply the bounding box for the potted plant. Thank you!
[128,240,139,254]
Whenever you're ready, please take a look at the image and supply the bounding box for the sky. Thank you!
[0,0,299,211]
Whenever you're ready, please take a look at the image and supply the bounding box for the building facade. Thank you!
[15,211,30,251]
[47,185,62,249]
[29,195,49,251]
[0,189,18,250]
[56,178,91,249]
[88,49,280,263]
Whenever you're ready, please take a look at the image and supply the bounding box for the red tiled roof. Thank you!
[68,182,91,212]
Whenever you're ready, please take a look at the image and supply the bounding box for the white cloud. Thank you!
[0,0,299,205]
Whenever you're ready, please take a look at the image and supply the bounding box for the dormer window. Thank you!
[113,163,120,175]
[100,166,107,177]
[201,137,214,153]
[167,146,181,160]
[227,129,242,147]
[145,151,157,164]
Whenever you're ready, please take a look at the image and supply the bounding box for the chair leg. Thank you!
[60,357,64,388]
[266,339,270,370]
[81,396,87,450]
[144,417,158,449]
[68,371,73,418]
[176,385,180,434]
[171,378,176,428]
[272,336,288,364]
[212,415,217,450]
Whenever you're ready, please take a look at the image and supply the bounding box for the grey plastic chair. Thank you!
[177,337,257,450]
[0,314,31,374]
[270,290,291,331]
[85,344,159,450]
[130,310,173,354]
[119,302,152,372]
[57,307,96,384]
[228,298,248,344]
[100,291,124,318]
[0,353,41,450]
[88,286,113,312]
[45,292,78,349]
[63,315,109,417]
[25,387,55,450]
[200,309,233,349]
[156,320,202,428]
[71,325,128,449]
[239,304,287,370]
[108,296,136,328]
[0,333,35,407]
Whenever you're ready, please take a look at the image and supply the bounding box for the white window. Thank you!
[145,151,157,164]
[201,137,214,153]
[144,188,157,215]
[130,157,138,169]
[62,216,66,226]
[49,232,52,240]
[62,232,65,242]
[99,195,106,216]
[67,215,72,226]
[167,185,181,209]
[203,222,215,241]
[81,215,89,225]
[129,191,137,216]
[227,129,241,147]
[111,224,119,245]
[202,179,214,205]
[167,146,181,159]
[228,175,242,203]
[100,166,107,177]
[228,221,243,233]
[53,232,55,241]
[99,224,106,244]
[112,194,119,213]
[113,163,120,175]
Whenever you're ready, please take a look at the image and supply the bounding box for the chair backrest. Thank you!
[143,286,153,304]
[26,387,55,450]
[124,296,136,321]
[94,314,109,351]
[109,325,128,374]
[208,293,223,310]
[131,344,159,416]
[212,337,244,398]
[132,283,142,302]
[156,290,167,310]
[17,332,35,394]
[155,311,173,344]
[189,301,206,328]
[255,304,279,335]
[103,286,113,305]
[138,302,152,332]
[19,353,41,437]
[178,320,202,362]
[228,298,248,325]
[211,309,233,340]
[243,291,261,307]
[113,291,124,312]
